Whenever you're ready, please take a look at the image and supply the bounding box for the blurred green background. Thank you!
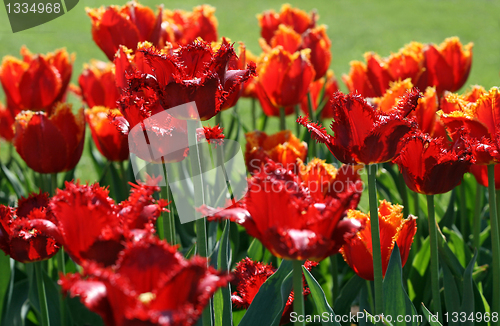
[0,0,499,183]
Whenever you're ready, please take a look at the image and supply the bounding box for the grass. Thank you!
[1,0,500,183]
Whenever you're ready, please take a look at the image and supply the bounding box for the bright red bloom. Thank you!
[256,47,315,116]
[342,42,424,98]
[298,90,421,165]
[13,103,85,174]
[395,131,474,195]
[470,164,500,190]
[115,41,256,121]
[197,124,225,146]
[161,5,218,48]
[26,181,167,267]
[245,130,307,174]
[0,192,60,263]
[231,258,318,325]
[299,70,339,119]
[87,2,163,61]
[204,161,364,261]
[60,236,230,326]
[439,87,500,165]
[78,60,120,109]
[416,37,473,95]
[340,201,417,281]
[0,101,14,141]
[86,107,129,162]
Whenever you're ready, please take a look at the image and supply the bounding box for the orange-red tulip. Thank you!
[256,47,315,116]
[86,107,129,162]
[13,103,85,174]
[340,200,417,280]
[0,47,73,120]
[87,2,163,61]
[245,130,307,174]
[161,5,218,47]
[78,60,120,109]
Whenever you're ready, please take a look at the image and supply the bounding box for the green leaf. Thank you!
[333,274,364,317]
[238,260,293,326]
[1,279,30,326]
[302,267,341,326]
[214,220,233,326]
[382,244,418,326]
[66,297,104,326]
[0,163,26,198]
[421,304,443,326]
[247,238,264,262]
[0,253,10,320]
[459,250,478,325]
[441,257,461,315]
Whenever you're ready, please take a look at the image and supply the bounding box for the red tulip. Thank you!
[13,103,85,174]
[245,130,307,174]
[87,2,162,61]
[416,37,473,96]
[395,131,474,195]
[161,5,218,47]
[78,60,120,109]
[115,40,256,121]
[232,258,318,325]
[0,192,60,263]
[26,181,167,266]
[203,160,364,261]
[86,107,129,162]
[439,87,500,165]
[255,47,315,116]
[340,200,417,280]
[0,47,73,141]
[298,90,421,165]
[60,236,231,326]
[197,124,225,146]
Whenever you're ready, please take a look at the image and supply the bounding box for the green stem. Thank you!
[57,250,66,326]
[413,191,420,217]
[293,260,305,326]
[307,93,317,158]
[279,107,286,131]
[215,112,222,127]
[426,194,442,323]
[329,255,339,303]
[459,183,468,238]
[294,105,301,135]
[50,173,57,195]
[35,262,50,326]
[367,164,383,314]
[251,98,257,130]
[488,165,500,325]
[118,161,129,196]
[365,280,375,314]
[397,172,410,219]
[473,182,483,249]
[161,183,175,245]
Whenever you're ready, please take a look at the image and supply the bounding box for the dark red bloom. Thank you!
[255,47,315,116]
[0,192,60,263]
[115,41,256,121]
[231,258,318,325]
[78,60,120,109]
[340,201,417,280]
[26,181,167,267]
[86,107,129,162]
[13,104,86,174]
[60,236,230,326]
[298,90,421,165]
[204,161,364,261]
[395,131,474,195]
[87,2,163,61]
[161,5,218,48]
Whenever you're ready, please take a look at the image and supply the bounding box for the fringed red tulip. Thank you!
[13,103,85,174]
[78,60,120,109]
[87,2,162,61]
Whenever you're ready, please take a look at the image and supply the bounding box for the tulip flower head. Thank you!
[78,60,120,109]
[340,200,417,280]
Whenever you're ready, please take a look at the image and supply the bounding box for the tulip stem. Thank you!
[329,255,339,303]
[397,172,410,219]
[161,181,176,245]
[367,164,383,315]
[413,191,420,217]
[426,194,442,323]
[293,260,305,326]
[251,98,257,130]
[215,112,222,127]
[294,105,301,135]
[473,182,483,250]
[487,165,500,325]
[459,183,468,238]
[307,93,317,158]
[34,262,50,326]
[279,107,286,131]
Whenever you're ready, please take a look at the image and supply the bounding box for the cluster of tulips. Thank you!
[0,2,499,326]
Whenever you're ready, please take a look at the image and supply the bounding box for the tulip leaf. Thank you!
[421,304,443,326]
[0,163,26,198]
[441,257,461,315]
[302,267,341,326]
[333,274,364,317]
[459,250,478,325]
[238,260,293,326]
[0,253,10,321]
[1,278,30,326]
[382,244,418,326]
[66,296,104,326]
[214,220,233,326]
[247,238,264,262]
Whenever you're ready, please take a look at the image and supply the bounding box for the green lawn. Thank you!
[1,0,500,183]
